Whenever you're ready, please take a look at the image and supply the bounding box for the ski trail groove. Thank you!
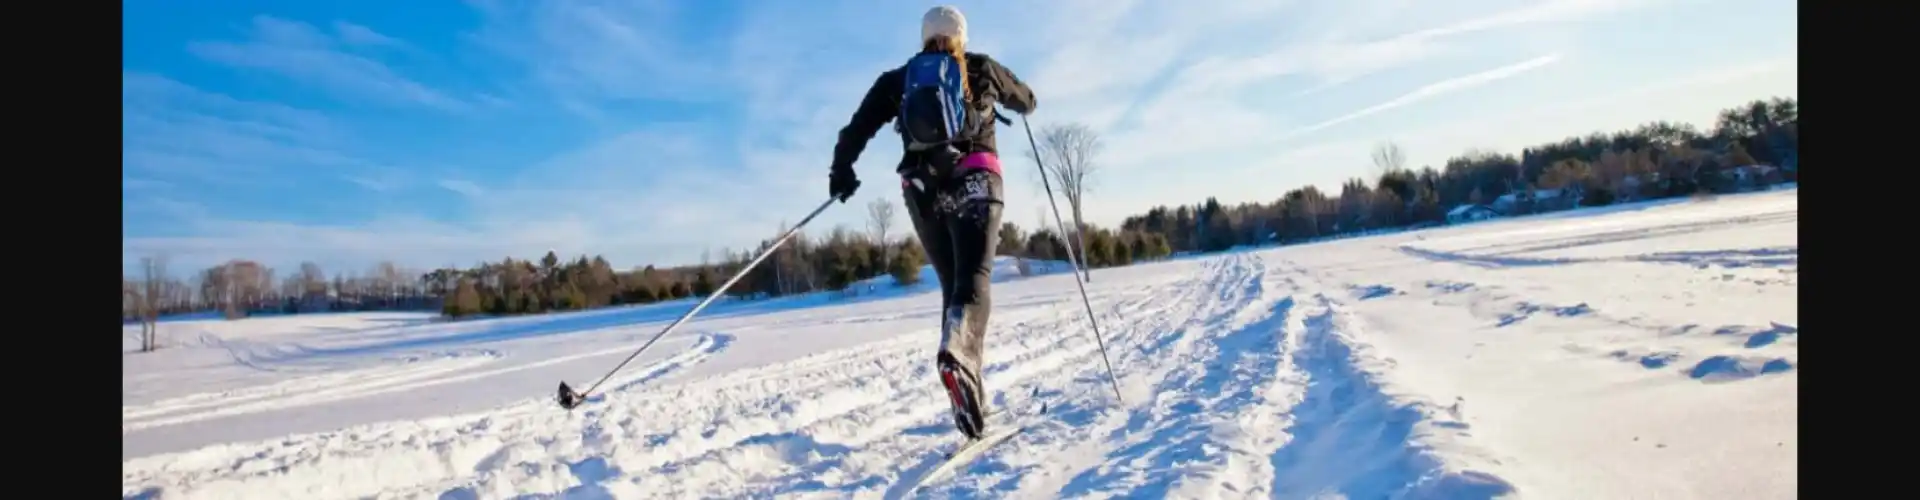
[1004,256,1263,498]
[359,268,1204,499]
[125,331,735,434]
[938,283,1226,493]
[118,332,735,500]
[124,254,1289,500]
[1042,253,1306,499]
[1265,294,1517,499]
[608,272,1206,498]
[882,259,1241,498]
[914,253,1281,499]
[122,350,503,433]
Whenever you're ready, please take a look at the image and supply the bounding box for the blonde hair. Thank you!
[923,35,969,97]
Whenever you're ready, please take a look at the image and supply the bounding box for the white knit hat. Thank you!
[921,5,968,47]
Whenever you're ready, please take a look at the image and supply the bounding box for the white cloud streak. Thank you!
[464,0,733,107]
[332,21,405,48]
[189,16,473,112]
[1286,53,1563,137]
[1062,0,1661,182]
[122,71,366,186]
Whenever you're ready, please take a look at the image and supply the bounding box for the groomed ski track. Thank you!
[122,189,1798,500]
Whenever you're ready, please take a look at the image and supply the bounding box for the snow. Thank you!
[122,189,1797,500]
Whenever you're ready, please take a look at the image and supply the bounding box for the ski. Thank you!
[904,424,1027,494]
[900,389,1051,495]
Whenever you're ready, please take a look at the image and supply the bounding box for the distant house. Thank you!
[1446,204,1499,224]
[1492,186,1582,215]
[1531,186,1582,212]
[295,293,331,313]
[1489,193,1518,214]
[1721,164,1781,190]
[1617,175,1645,201]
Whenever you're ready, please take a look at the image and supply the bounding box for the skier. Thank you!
[826,5,1038,440]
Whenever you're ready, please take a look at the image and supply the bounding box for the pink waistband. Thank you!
[901,152,1004,189]
[959,152,1002,176]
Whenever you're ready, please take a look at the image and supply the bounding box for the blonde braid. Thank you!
[950,44,970,97]
[927,35,970,97]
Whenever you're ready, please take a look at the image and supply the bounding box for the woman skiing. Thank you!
[825,5,1038,440]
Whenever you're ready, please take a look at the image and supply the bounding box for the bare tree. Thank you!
[279,274,302,301]
[137,255,168,352]
[123,278,142,351]
[296,261,328,310]
[1371,141,1407,177]
[772,220,790,295]
[867,198,897,269]
[201,259,271,319]
[374,260,403,302]
[1026,122,1101,282]
[122,278,135,317]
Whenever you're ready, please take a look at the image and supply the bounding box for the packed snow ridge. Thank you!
[123,189,1797,499]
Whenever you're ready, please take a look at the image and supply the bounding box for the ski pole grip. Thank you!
[993,110,1014,125]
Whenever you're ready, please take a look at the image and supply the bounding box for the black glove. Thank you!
[829,168,860,202]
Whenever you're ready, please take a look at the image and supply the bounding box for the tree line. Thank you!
[123,204,1177,327]
[440,224,944,318]
[123,96,1795,333]
[123,257,450,322]
[1111,96,1797,253]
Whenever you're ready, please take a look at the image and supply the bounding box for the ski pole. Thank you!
[1014,112,1125,404]
[557,197,838,410]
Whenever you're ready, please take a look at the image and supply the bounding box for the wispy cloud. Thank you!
[189,16,473,112]
[464,0,734,107]
[122,71,362,185]
[1287,53,1563,137]
[436,179,486,198]
[1087,0,1665,172]
[121,71,441,271]
[1403,0,1659,39]
[124,211,485,273]
[1219,53,1796,199]
[332,21,405,48]
[345,175,401,192]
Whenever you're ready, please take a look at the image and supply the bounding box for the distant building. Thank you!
[1492,186,1583,215]
[1531,186,1582,212]
[1721,164,1782,191]
[1446,204,1499,224]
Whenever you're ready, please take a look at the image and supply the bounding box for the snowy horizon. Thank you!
[122,187,1799,498]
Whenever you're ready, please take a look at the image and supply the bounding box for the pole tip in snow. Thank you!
[558,381,585,410]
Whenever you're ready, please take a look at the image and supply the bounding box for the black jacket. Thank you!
[830,51,1038,177]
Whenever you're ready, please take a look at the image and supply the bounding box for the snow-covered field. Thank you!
[122,189,1797,500]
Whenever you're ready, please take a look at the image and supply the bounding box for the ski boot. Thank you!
[938,351,990,440]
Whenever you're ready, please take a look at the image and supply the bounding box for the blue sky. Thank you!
[123,0,1797,275]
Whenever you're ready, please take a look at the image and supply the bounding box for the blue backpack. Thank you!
[896,51,971,154]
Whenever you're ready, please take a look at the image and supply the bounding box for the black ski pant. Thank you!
[903,168,1003,436]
